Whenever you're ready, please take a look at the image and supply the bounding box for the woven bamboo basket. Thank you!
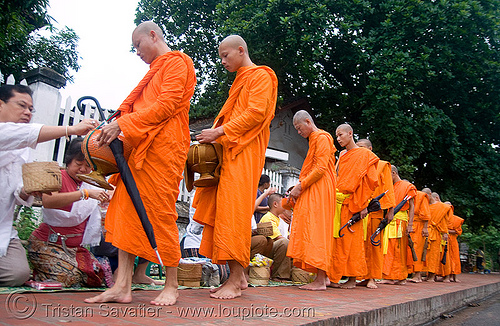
[22,162,62,193]
[256,221,273,237]
[291,267,315,284]
[248,266,270,285]
[177,263,202,287]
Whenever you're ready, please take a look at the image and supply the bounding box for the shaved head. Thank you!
[391,165,399,174]
[293,110,314,124]
[444,201,452,205]
[220,35,248,52]
[422,188,431,195]
[336,123,353,133]
[134,21,165,41]
[431,192,441,202]
[356,138,372,150]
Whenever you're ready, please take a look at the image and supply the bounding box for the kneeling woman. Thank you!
[28,138,110,287]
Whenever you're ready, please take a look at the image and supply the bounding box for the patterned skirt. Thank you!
[27,235,104,288]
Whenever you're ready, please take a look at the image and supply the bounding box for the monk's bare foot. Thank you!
[299,279,326,291]
[357,279,369,286]
[241,270,248,290]
[210,280,241,299]
[151,286,178,306]
[339,277,356,289]
[377,279,395,285]
[84,286,132,304]
[132,274,165,285]
[424,273,436,282]
[409,277,422,283]
[327,283,341,288]
[395,279,406,285]
[366,279,378,289]
[442,275,451,283]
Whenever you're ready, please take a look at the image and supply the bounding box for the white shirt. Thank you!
[183,196,204,249]
[0,122,42,256]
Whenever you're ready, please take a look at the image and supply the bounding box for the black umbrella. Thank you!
[77,97,163,272]
[370,195,412,246]
[108,139,164,269]
[441,241,448,265]
[338,190,388,238]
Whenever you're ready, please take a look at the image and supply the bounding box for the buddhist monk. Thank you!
[287,110,336,290]
[356,139,396,289]
[436,201,455,282]
[446,204,464,282]
[425,192,452,282]
[85,21,196,306]
[193,35,278,299]
[408,190,431,283]
[379,167,417,285]
[331,124,379,289]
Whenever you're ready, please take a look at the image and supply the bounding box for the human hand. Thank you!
[88,189,110,202]
[265,187,277,196]
[289,183,302,200]
[422,227,429,237]
[196,126,224,143]
[97,120,121,146]
[407,224,414,234]
[280,210,292,224]
[71,119,98,136]
[442,233,449,241]
[360,207,369,219]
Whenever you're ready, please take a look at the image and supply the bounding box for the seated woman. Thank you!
[27,138,110,287]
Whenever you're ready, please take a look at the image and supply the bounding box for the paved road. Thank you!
[429,290,500,326]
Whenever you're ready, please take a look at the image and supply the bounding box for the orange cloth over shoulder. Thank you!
[105,52,196,266]
[193,65,278,267]
[363,160,395,280]
[332,147,379,282]
[393,180,417,210]
[287,130,336,278]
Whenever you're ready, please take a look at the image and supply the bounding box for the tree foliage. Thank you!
[0,0,80,82]
[135,0,500,230]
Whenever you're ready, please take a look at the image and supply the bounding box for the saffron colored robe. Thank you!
[408,191,431,273]
[427,202,452,274]
[437,203,455,277]
[287,130,336,278]
[105,52,196,265]
[382,180,417,280]
[332,147,379,282]
[363,160,396,280]
[193,65,278,267]
[449,214,464,275]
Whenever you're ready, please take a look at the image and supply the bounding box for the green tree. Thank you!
[0,0,81,82]
[135,0,500,229]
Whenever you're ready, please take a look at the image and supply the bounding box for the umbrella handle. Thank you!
[370,230,381,246]
[76,96,106,121]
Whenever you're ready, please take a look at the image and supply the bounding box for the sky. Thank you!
[47,0,147,111]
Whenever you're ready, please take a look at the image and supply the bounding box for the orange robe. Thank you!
[363,160,396,280]
[286,130,336,278]
[449,214,464,275]
[193,65,278,267]
[332,147,379,282]
[437,203,454,276]
[105,51,196,265]
[427,202,452,274]
[408,191,431,273]
[382,180,417,280]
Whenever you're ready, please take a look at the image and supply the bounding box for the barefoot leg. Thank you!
[339,277,357,289]
[151,266,179,306]
[85,250,135,303]
[300,270,327,291]
[366,279,378,289]
[210,260,243,299]
[133,262,165,285]
[409,271,422,283]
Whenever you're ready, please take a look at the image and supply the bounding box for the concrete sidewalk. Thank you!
[1,273,499,325]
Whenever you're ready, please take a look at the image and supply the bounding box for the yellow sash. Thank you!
[363,214,369,241]
[334,191,350,238]
[383,210,408,254]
